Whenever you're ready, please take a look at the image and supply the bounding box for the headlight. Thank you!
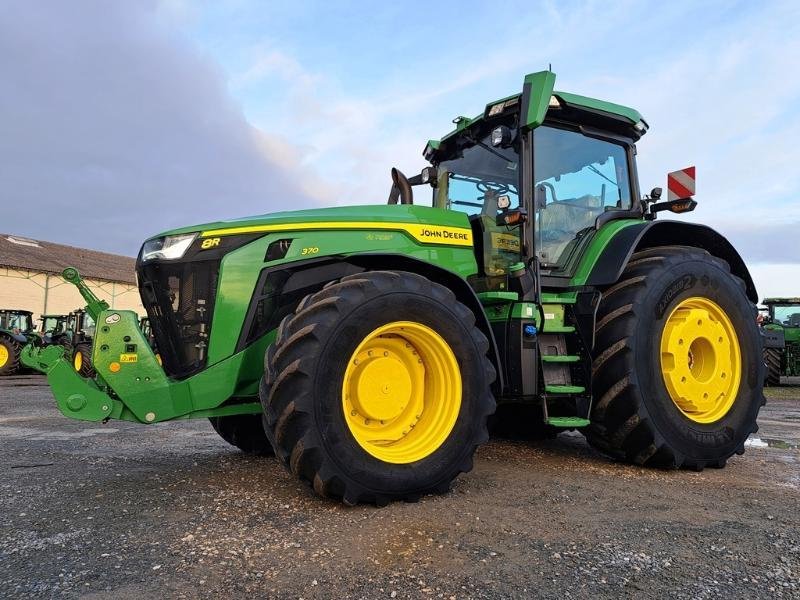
[491,125,513,148]
[140,233,198,262]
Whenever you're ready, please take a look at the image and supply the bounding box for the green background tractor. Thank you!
[34,310,97,377]
[23,71,765,505]
[0,309,38,375]
[762,297,800,385]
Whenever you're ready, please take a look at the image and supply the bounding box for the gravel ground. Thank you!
[1,375,798,599]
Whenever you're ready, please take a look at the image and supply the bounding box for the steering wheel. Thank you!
[387,168,413,205]
[476,181,510,196]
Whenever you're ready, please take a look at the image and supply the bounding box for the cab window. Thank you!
[534,126,632,267]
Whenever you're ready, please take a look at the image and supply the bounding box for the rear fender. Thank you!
[586,221,758,302]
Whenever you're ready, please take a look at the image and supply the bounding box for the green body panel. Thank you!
[554,91,642,125]
[477,291,519,304]
[205,208,478,366]
[22,307,269,423]
[157,204,473,239]
[568,219,642,286]
[784,327,800,345]
[765,322,800,343]
[546,416,590,428]
[541,304,567,333]
[522,71,557,129]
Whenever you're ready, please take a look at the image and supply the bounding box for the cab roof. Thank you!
[428,71,647,157]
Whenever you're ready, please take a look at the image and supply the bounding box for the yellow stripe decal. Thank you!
[200,221,474,247]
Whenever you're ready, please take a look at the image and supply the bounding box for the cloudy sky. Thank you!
[2,0,799,297]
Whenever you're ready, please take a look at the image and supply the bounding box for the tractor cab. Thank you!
[41,315,69,336]
[0,310,35,335]
[68,309,95,341]
[388,73,648,294]
[765,299,800,327]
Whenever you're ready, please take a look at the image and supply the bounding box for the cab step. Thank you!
[544,384,586,394]
[546,416,590,428]
[541,354,580,363]
[543,325,576,334]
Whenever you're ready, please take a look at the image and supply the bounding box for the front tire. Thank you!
[209,414,274,455]
[587,246,764,470]
[764,348,782,386]
[261,270,496,505]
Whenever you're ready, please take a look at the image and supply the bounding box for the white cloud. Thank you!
[0,2,324,254]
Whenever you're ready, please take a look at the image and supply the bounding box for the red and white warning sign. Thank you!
[667,166,696,201]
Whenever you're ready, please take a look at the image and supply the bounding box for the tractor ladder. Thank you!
[537,293,594,428]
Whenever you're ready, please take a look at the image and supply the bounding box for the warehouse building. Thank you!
[0,233,143,323]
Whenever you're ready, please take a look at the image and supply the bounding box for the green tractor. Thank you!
[761,297,800,385]
[23,71,764,505]
[65,308,96,378]
[0,309,38,375]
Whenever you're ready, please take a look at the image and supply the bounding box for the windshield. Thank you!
[534,125,632,269]
[43,317,65,333]
[772,305,800,327]
[1,312,32,331]
[435,132,522,282]
[436,133,520,216]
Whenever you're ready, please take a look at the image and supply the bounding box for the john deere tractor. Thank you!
[0,309,38,375]
[762,297,800,385]
[23,71,764,505]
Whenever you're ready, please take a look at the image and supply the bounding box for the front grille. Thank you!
[136,233,264,379]
[138,258,221,379]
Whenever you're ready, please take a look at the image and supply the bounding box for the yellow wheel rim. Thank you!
[74,350,83,372]
[342,321,462,464]
[660,297,741,423]
[0,345,8,368]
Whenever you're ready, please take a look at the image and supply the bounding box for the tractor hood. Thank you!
[143,204,472,246]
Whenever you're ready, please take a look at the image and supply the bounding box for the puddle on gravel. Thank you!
[746,436,799,450]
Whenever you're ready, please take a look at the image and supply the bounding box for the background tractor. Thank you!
[34,310,97,377]
[761,297,800,385]
[24,71,765,505]
[40,314,70,340]
[0,309,38,375]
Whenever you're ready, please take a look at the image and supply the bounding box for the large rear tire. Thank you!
[764,348,782,386]
[0,336,21,376]
[209,414,274,455]
[261,270,496,505]
[587,246,764,470]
